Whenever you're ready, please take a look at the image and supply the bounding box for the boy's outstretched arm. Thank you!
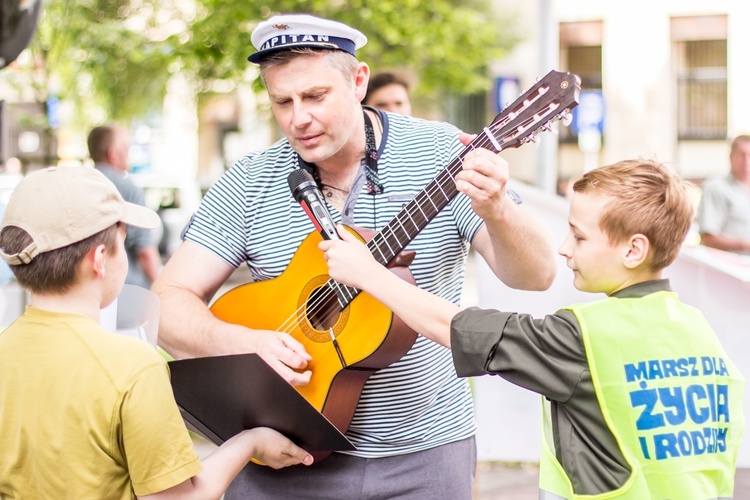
[138,427,312,500]
[320,226,460,348]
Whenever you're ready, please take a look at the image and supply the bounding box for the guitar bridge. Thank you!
[329,328,348,368]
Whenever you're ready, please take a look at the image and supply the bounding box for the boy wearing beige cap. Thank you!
[0,166,312,499]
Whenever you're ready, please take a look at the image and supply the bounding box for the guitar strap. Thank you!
[362,110,383,195]
[298,108,384,195]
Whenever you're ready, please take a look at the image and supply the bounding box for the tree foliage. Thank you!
[173,0,519,98]
[3,0,520,126]
[21,0,176,125]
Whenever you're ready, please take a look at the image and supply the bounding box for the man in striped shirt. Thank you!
[152,13,556,500]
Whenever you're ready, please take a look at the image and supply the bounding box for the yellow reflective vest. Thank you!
[540,291,744,499]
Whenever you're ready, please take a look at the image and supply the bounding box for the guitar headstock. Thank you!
[481,70,580,152]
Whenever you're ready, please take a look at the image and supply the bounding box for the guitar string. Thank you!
[275,104,568,338]
[274,102,568,338]
[273,94,570,339]
[270,131,499,338]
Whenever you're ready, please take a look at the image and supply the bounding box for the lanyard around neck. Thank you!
[362,110,383,195]
[299,108,384,195]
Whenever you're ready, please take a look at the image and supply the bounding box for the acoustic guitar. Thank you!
[210,69,580,458]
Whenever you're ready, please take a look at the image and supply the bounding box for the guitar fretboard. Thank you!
[323,70,579,311]
[326,131,495,310]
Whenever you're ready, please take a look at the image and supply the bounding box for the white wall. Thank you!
[490,0,750,182]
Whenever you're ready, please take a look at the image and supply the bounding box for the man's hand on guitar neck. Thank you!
[456,133,513,223]
[454,132,556,291]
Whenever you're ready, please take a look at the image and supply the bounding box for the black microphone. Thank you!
[287,169,341,240]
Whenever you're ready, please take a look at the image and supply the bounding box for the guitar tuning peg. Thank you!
[539,123,557,136]
[560,111,573,127]
[522,134,539,145]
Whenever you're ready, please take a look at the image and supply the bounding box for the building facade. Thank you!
[489,0,750,186]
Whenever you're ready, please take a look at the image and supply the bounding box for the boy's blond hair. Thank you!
[573,159,693,271]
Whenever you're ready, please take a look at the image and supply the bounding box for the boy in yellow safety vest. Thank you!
[320,159,744,499]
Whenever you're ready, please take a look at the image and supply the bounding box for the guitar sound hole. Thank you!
[307,286,341,331]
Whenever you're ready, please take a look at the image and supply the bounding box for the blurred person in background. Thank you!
[88,124,162,287]
[363,71,412,116]
[697,134,750,255]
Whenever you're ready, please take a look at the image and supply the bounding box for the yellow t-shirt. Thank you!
[0,307,202,498]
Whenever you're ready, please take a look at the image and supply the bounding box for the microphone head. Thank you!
[287,169,318,202]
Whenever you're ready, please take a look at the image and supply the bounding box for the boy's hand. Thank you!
[248,427,314,468]
[319,226,378,290]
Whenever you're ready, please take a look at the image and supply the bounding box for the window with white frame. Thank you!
[559,22,602,143]
[672,16,728,140]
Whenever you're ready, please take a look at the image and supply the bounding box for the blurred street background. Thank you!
[3,1,750,497]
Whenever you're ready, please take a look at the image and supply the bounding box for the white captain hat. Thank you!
[248,14,367,64]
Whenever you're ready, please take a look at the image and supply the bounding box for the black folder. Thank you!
[168,353,355,452]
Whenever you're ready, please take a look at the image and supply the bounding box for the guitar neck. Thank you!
[329,131,499,310]
[328,69,581,311]
[368,134,498,266]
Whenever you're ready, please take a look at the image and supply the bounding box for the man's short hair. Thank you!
[259,48,359,85]
[730,135,750,156]
[573,159,694,271]
[87,125,117,163]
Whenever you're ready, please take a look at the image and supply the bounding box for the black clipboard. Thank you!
[168,353,355,452]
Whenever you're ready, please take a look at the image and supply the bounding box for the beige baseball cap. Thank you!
[0,166,161,265]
